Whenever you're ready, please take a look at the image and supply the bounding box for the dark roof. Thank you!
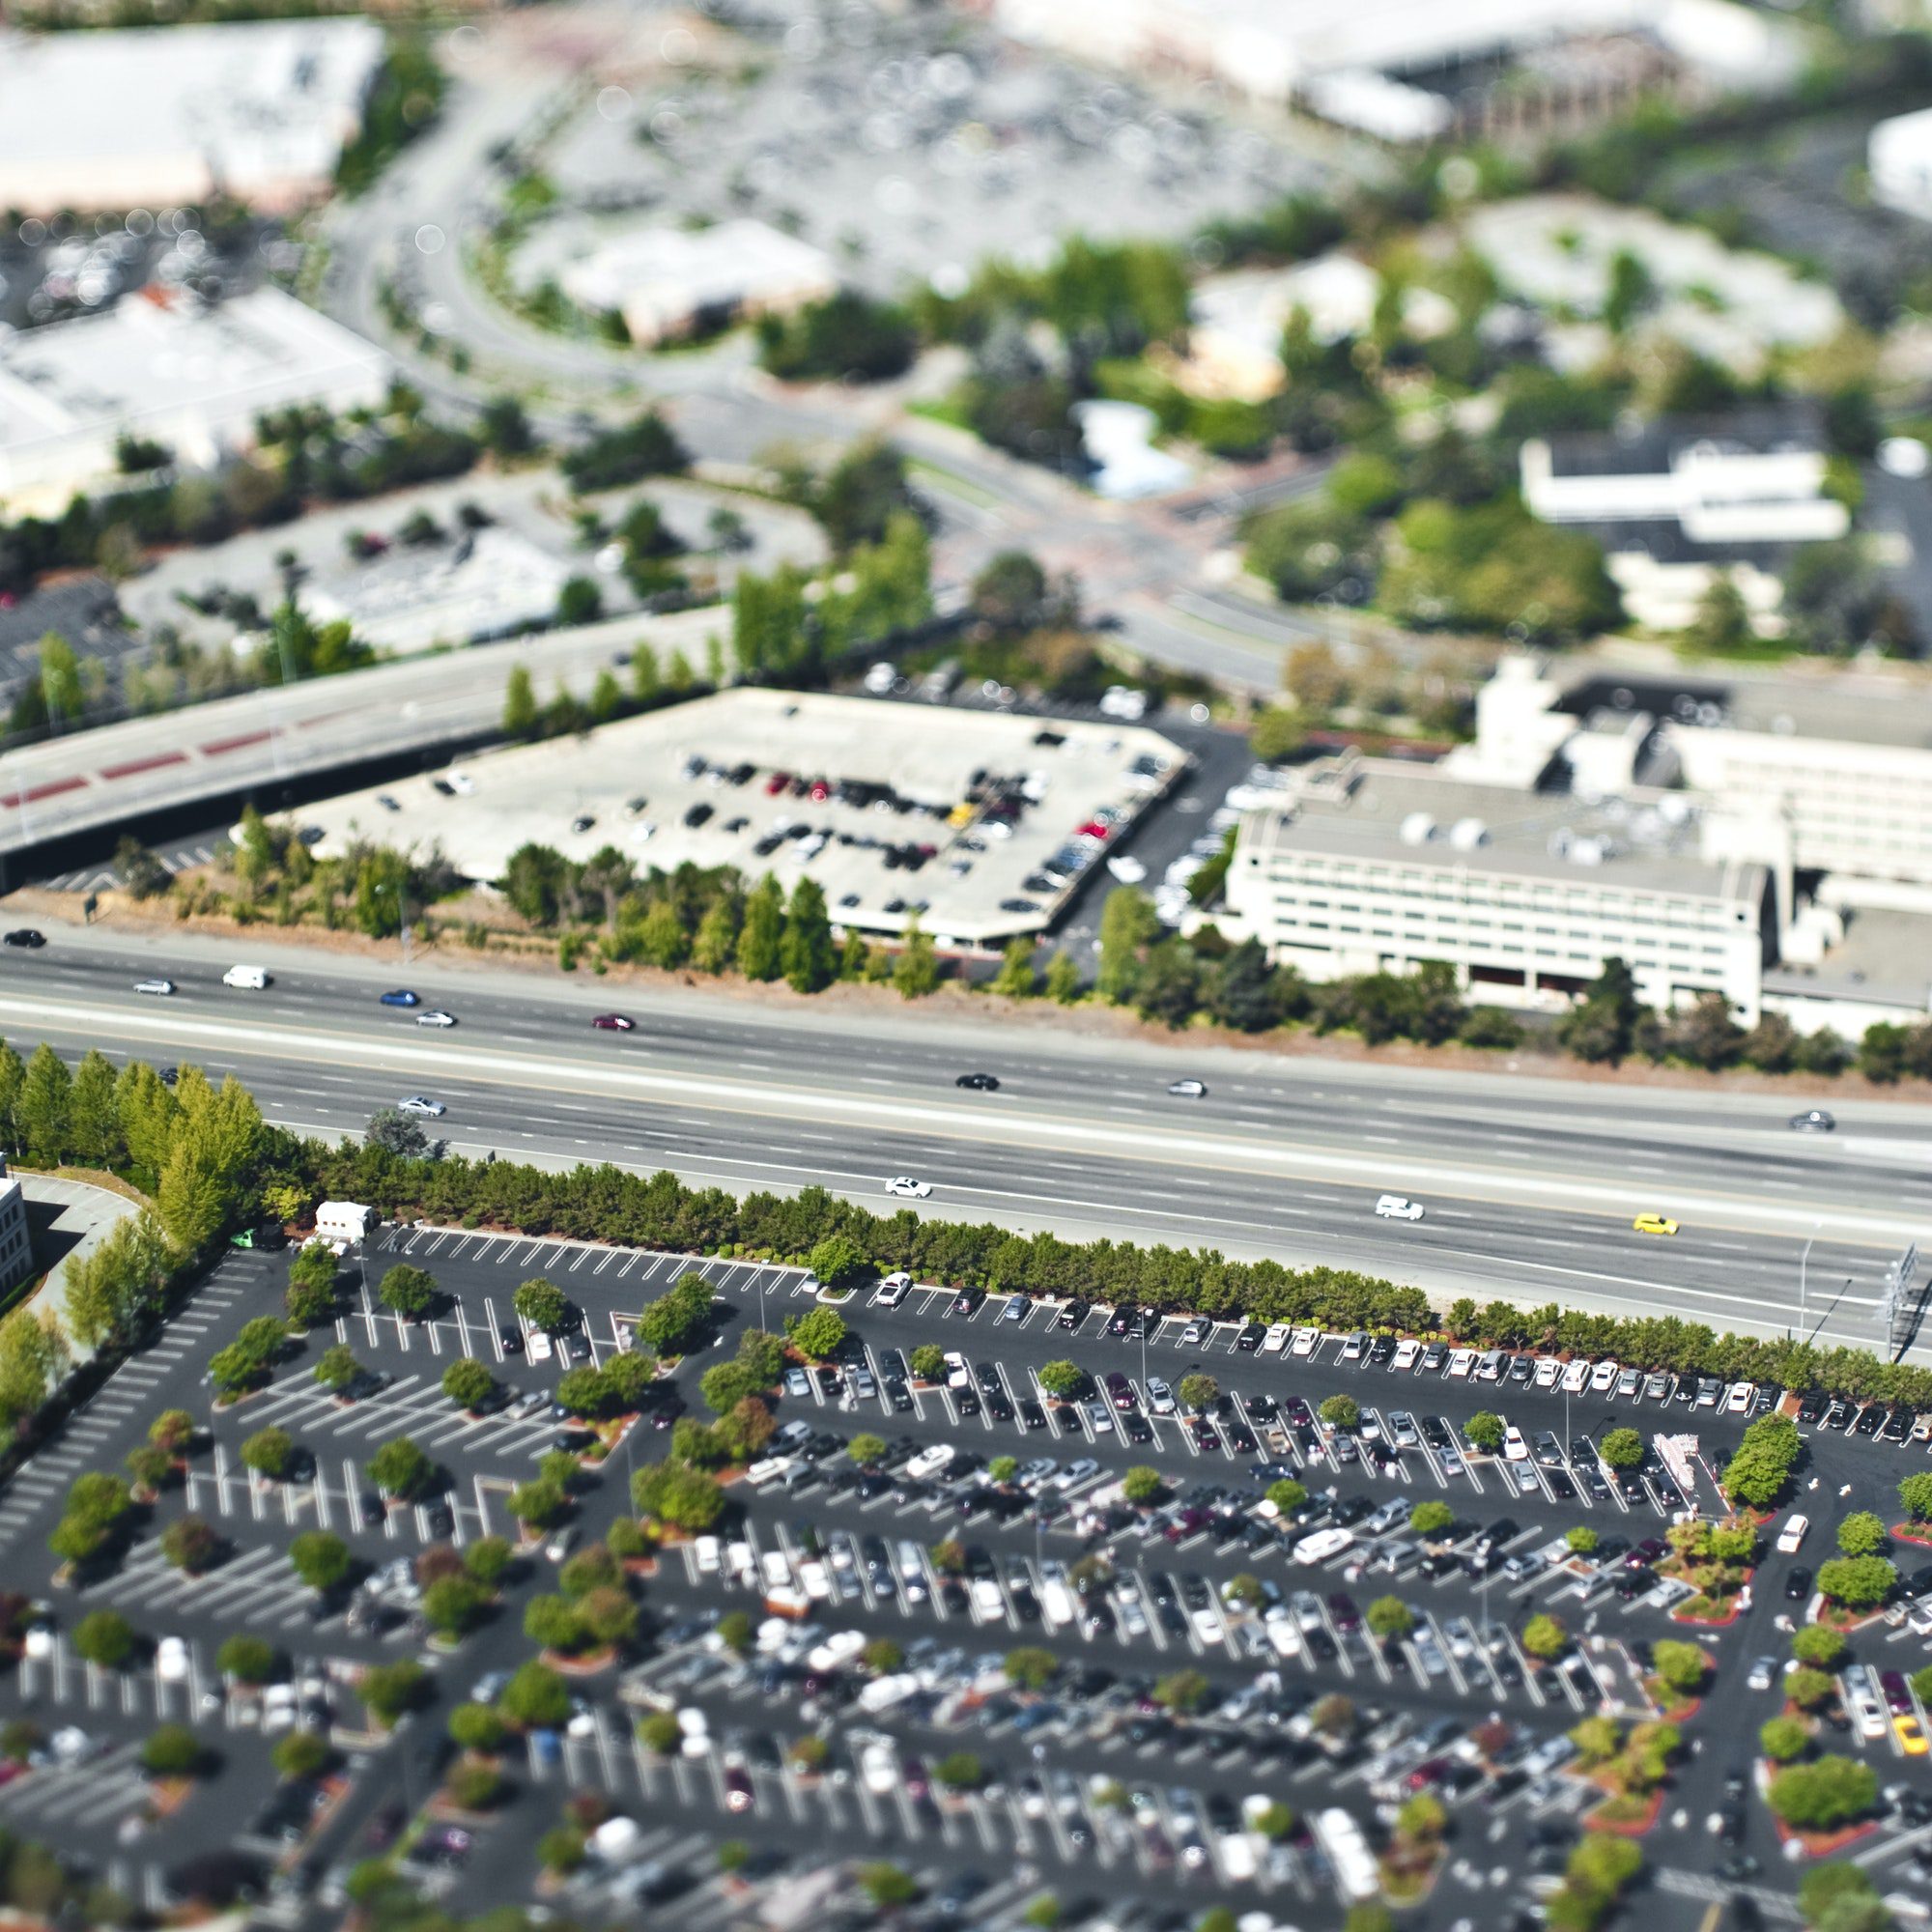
[1542,404,1828,480]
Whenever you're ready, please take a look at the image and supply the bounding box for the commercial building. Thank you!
[524,218,837,349]
[1870,106,1932,222]
[979,0,1795,142]
[0,1159,34,1297]
[0,17,385,215]
[1223,753,1772,1020]
[1519,409,1848,634]
[0,285,391,514]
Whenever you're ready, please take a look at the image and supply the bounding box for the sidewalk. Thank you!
[16,1172,144,1364]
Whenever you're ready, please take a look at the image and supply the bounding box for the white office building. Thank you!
[1520,411,1848,634]
[0,285,391,514]
[0,17,386,215]
[0,1159,33,1296]
[1223,753,1772,1020]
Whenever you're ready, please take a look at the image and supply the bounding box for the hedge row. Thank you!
[286,1138,1932,1412]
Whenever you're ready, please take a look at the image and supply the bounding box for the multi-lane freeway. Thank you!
[4,919,1926,1352]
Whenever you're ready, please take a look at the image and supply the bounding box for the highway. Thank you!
[3,919,1927,1353]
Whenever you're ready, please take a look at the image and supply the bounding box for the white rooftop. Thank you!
[0,17,385,214]
[0,286,391,510]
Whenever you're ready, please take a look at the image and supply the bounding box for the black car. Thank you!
[954,1072,1000,1092]
[498,1324,524,1353]
[952,1289,983,1317]
[1057,1300,1089,1331]
[1880,1407,1914,1443]
[1783,1564,1813,1602]
[1854,1404,1886,1436]
[1796,1391,1826,1425]
[683,802,714,829]
[1235,1323,1265,1353]
[1018,1398,1047,1432]
[1,929,43,949]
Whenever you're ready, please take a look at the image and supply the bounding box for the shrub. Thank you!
[289,1531,354,1594]
[448,1703,507,1753]
[1759,1716,1809,1763]
[1766,1755,1876,1831]
[72,1610,135,1668]
[1836,1512,1887,1556]
[1792,1624,1846,1668]
[272,1729,330,1780]
[141,1725,202,1777]
[217,1635,276,1684]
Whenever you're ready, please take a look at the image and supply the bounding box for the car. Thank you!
[1747,1656,1776,1691]
[134,978,176,996]
[1784,1566,1812,1602]
[1776,1515,1809,1554]
[415,1010,457,1028]
[1374,1194,1424,1221]
[1146,1378,1177,1415]
[1633,1213,1678,1236]
[396,1095,445,1118]
[955,1073,1000,1091]
[1167,1079,1207,1097]
[155,1636,189,1683]
[589,1013,635,1031]
[379,989,419,1008]
[1789,1109,1835,1132]
[884,1177,931,1199]
[1898,1715,1929,1757]
[1,929,44,949]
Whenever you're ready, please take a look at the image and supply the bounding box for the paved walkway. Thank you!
[15,1172,143,1363]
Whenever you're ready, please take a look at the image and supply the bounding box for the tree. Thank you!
[367,1436,432,1501]
[1006,1646,1059,1691]
[449,1701,507,1754]
[72,1610,135,1668]
[1900,1473,1932,1525]
[1650,1639,1708,1695]
[934,1751,983,1791]
[537,1828,586,1875]
[1793,1623,1847,1668]
[1153,1668,1209,1714]
[150,1409,195,1456]
[909,1345,947,1382]
[502,664,538,737]
[1767,1755,1877,1832]
[1520,1613,1569,1661]
[1836,1512,1887,1556]
[1178,1373,1219,1413]
[847,1433,887,1467]
[806,1233,866,1289]
[782,879,837,994]
[1566,1526,1599,1556]
[1095,888,1158,1003]
[241,1427,295,1480]
[990,937,1037,1000]
[1367,1596,1415,1641]
[787,1306,846,1361]
[366,1109,437,1162]
[217,1635,276,1684]
[160,1515,218,1574]
[1598,1426,1642,1469]
[378,1264,437,1321]
[1723,1412,1801,1507]
[736,875,785,981]
[1787,1667,1834,1712]
[1411,1500,1454,1538]
[497,1660,569,1730]
[1761,1716,1810,1763]
[858,1864,921,1910]
[1319,1393,1360,1432]
[1266,1478,1307,1516]
[509,1479,567,1531]
[1122,1466,1164,1505]
[423,1575,489,1638]
[142,1725,203,1778]
[525,1595,586,1654]
[463,1535,513,1590]
[314,1345,360,1394]
[441,1358,495,1412]
[513,1277,569,1332]
[637,1710,681,1755]
[358,1661,430,1729]
[1030,1361,1086,1406]
[894,918,939,1000]
[1044,952,1081,1004]
[1816,1555,1895,1609]
[290,1532,354,1594]
[556,576,603,627]
[272,1729,330,1781]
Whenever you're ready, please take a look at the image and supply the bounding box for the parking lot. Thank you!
[298,686,1189,947]
[4,1219,1932,1926]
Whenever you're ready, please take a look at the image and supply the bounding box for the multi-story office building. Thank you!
[0,1159,34,1296]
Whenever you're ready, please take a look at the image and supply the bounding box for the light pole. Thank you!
[1799,1220,1821,1342]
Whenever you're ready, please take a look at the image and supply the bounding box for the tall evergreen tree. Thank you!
[737,875,785,981]
[782,879,836,993]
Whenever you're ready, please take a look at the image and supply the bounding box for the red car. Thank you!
[589,1013,635,1032]
[764,772,789,795]
[1076,821,1110,840]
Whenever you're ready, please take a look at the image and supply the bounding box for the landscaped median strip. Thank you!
[0,990,1911,1249]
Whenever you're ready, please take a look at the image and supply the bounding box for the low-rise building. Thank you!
[0,285,391,514]
[0,1159,34,1297]
[524,218,837,348]
[1519,409,1848,634]
[1223,753,1772,1020]
[0,17,385,215]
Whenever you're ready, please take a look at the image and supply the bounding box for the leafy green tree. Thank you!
[72,1610,135,1668]
[1411,1500,1455,1537]
[1037,1360,1086,1400]
[1153,1668,1209,1715]
[367,1436,432,1501]
[358,1661,430,1729]
[1122,1466,1164,1505]
[737,876,785,981]
[990,938,1037,999]
[1266,1478,1308,1516]
[1900,1472,1932,1524]
[1766,1756,1877,1831]
[894,918,939,999]
[1566,1526,1599,1556]
[1520,1613,1568,1661]
[241,1427,295,1480]
[1598,1426,1642,1469]
[313,1345,360,1393]
[847,1434,887,1466]
[1178,1373,1219,1412]
[1095,889,1158,1003]
[807,1234,866,1288]
[464,1535,513,1589]
[637,1710,681,1755]
[1367,1596,1415,1641]
[1044,952,1081,1004]
[782,878,837,993]
[217,1635,275,1683]
[449,1702,507,1753]
[1760,1716,1809,1763]
[149,1409,195,1455]
[289,1531,354,1594]
[513,1277,568,1332]
[1816,1556,1895,1608]
[378,1264,437,1321]
[1836,1512,1887,1556]
[934,1751,983,1791]
[909,1345,947,1382]
[142,1724,203,1777]
[1319,1393,1360,1431]
[1005,1646,1058,1691]
[159,1515,217,1573]
[1650,1640,1708,1695]
[423,1575,488,1638]
[441,1359,495,1411]
[498,1661,569,1729]
[787,1306,846,1361]
[858,1864,921,1910]
[272,1730,330,1780]
[1793,1624,1846,1668]
[502,664,538,737]
[509,1479,567,1530]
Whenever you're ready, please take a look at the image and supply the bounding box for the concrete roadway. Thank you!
[2,921,1927,1352]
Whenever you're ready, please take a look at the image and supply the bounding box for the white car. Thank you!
[134,978,176,996]
[446,770,475,795]
[1503,1424,1530,1462]
[884,1177,930,1199]
[1533,1358,1562,1389]
[1776,1514,1809,1554]
[860,1741,897,1796]
[1561,1359,1592,1394]
[156,1636,189,1683]
[1167,1078,1207,1098]
[1261,1323,1291,1354]
[1292,1526,1354,1564]
[415,1009,457,1028]
[1146,1377,1177,1416]
[1374,1194,1424,1221]
[1106,855,1148,884]
[396,1095,445,1118]
[1589,1359,1619,1393]
[1725,1380,1754,1413]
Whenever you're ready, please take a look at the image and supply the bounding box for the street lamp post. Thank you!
[1799,1221,1822,1342]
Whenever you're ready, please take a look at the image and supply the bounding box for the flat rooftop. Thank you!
[1764,905,1932,1010]
[1556,664,1932,754]
[298,688,1187,947]
[1241,759,1757,903]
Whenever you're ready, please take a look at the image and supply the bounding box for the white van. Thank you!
[222,964,270,989]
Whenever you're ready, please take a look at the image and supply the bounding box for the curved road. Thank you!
[1,919,1925,1351]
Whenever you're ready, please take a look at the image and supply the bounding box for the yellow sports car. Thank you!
[1895,1714,1928,1756]
[1633,1213,1680,1236]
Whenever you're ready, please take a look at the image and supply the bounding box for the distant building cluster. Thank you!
[0,285,391,513]
[975,0,1798,143]
[1520,409,1850,635]
[0,17,386,214]
[1222,655,1932,1037]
